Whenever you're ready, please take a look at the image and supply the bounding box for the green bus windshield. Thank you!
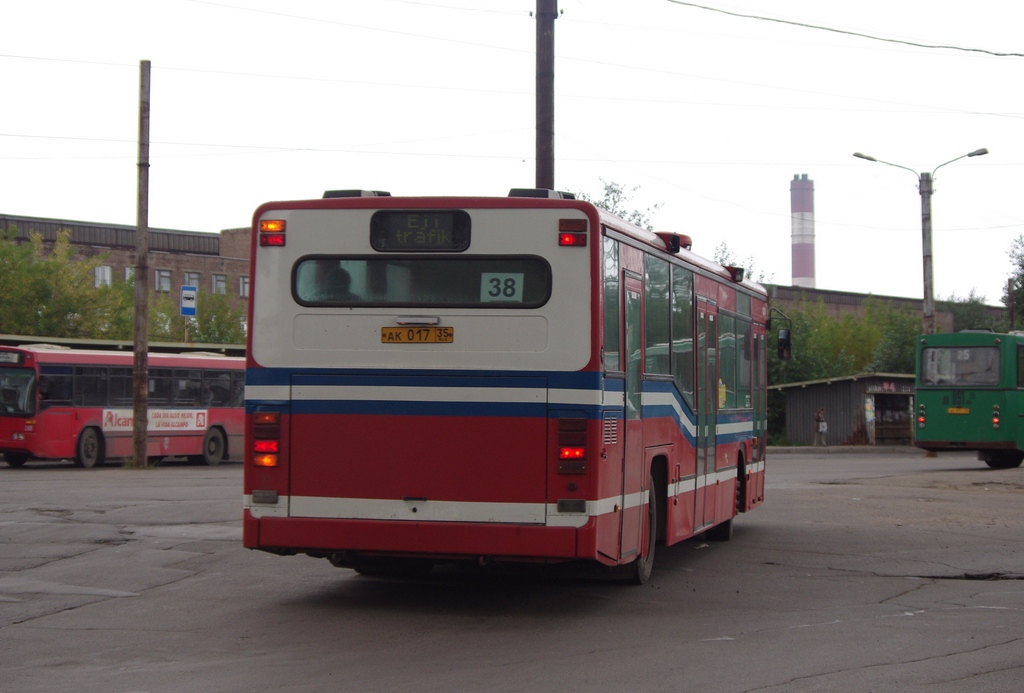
[920,346,999,386]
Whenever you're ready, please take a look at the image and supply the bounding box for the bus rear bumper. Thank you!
[244,510,605,565]
[914,440,1019,452]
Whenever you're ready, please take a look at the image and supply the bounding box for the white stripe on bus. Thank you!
[246,384,602,406]
[293,384,547,404]
[244,478,781,528]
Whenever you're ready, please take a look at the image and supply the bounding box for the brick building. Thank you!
[767,284,1006,333]
[1,213,250,315]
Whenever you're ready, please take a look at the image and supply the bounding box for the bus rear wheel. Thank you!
[194,428,226,466]
[982,450,1024,469]
[75,427,105,468]
[626,474,657,585]
[4,452,28,468]
[706,463,742,542]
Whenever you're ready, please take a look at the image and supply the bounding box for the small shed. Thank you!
[770,373,915,446]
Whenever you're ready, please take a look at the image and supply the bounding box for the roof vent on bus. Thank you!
[322,190,392,198]
[508,188,577,200]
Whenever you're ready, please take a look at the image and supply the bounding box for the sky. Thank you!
[3,0,1022,306]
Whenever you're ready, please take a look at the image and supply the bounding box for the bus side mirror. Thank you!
[778,328,792,360]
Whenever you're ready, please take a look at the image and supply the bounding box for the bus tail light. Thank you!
[558,417,587,474]
[259,219,286,247]
[252,412,281,467]
[992,405,1000,429]
[917,404,926,428]
[253,454,278,467]
[558,218,587,247]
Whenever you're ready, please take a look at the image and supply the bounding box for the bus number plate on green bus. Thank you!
[947,407,970,415]
[381,327,453,344]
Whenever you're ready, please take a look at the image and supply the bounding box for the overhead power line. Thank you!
[664,1,1024,58]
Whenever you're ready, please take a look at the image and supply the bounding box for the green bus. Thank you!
[915,331,1024,468]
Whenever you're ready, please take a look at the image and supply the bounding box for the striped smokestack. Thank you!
[790,173,815,288]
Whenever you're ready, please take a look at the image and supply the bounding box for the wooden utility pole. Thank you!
[131,60,151,469]
[535,0,556,190]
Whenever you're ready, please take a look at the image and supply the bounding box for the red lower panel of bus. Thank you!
[246,511,602,563]
[288,413,548,505]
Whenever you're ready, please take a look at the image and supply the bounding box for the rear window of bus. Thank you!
[293,256,552,308]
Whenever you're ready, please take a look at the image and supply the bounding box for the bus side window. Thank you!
[230,373,245,406]
[149,369,174,406]
[202,371,233,407]
[39,374,73,410]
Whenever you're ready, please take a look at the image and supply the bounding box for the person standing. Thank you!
[814,407,827,447]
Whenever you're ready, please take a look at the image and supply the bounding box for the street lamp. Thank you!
[853,148,988,334]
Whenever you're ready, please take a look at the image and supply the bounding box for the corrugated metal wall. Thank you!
[777,375,915,446]
[783,380,868,446]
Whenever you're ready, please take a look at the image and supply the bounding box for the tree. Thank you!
[768,297,919,386]
[1003,235,1024,329]
[938,291,1005,333]
[868,305,920,373]
[0,227,129,338]
[576,179,661,231]
[187,291,246,344]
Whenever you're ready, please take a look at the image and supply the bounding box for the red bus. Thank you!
[244,189,783,582]
[0,344,244,468]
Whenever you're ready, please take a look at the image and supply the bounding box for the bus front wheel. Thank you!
[4,452,28,468]
[75,428,105,468]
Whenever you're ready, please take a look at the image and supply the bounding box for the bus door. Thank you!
[696,302,717,530]
[619,275,645,561]
[753,329,766,457]
[752,328,767,503]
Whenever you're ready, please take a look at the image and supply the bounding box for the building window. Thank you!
[125,267,135,282]
[212,274,227,295]
[155,270,172,293]
[240,276,249,298]
[184,271,200,288]
[94,265,112,288]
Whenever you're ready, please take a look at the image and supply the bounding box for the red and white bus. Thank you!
[244,189,782,582]
[0,344,244,468]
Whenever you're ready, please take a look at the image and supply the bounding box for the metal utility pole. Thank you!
[853,148,988,335]
[918,171,935,335]
[535,0,556,190]
[131,60,151,469]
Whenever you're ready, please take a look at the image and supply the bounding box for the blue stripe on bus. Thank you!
[246,367,602,390]
[247,367,754,446]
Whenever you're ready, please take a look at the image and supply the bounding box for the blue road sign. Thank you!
[180,285,198,317]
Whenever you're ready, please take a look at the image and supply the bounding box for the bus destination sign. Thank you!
[370,210,470,252]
